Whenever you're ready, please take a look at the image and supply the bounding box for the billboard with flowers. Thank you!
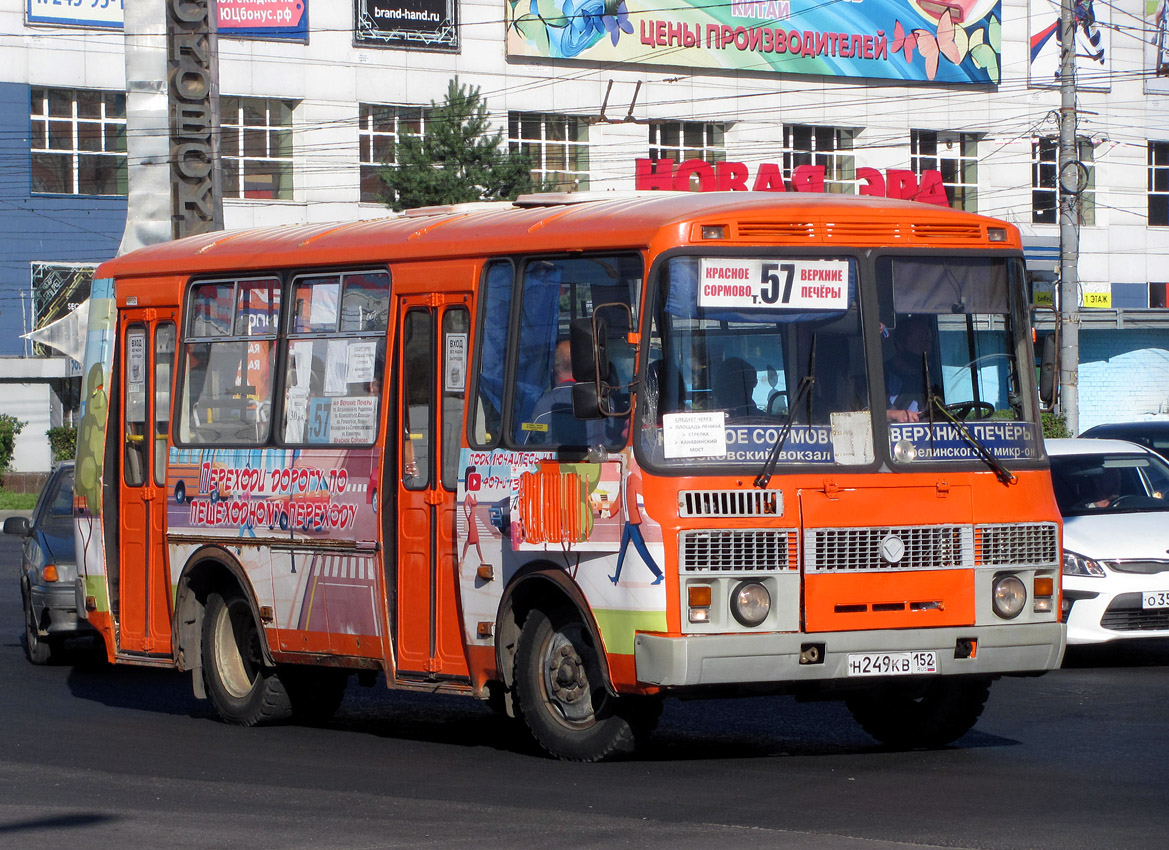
[506,0,1002,85]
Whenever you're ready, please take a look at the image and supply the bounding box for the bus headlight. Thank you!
[992,574,1027,619]
[730,581,771,627]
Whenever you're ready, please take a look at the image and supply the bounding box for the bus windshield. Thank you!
[640,254,872,469]
[877,255,1042,467]
[639,253,1042,472]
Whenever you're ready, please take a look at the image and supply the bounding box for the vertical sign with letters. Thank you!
[167,0,224,238]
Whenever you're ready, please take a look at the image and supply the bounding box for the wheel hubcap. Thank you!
[543,627,596,724]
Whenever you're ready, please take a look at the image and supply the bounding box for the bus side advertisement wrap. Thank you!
[456,448,668,658]
[74,277,117,632]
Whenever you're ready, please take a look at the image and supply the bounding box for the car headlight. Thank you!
[1063,550,1107,577]
[992,574,1027,619]
[730,581,771,627]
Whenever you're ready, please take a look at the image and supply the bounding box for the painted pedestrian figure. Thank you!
[609,468,663,586]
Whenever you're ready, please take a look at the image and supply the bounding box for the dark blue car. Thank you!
[4,462,91,664]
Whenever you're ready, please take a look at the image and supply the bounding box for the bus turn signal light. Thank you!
[42,564,59,582]
[688,585,712,624]
[1034,576,1055,613]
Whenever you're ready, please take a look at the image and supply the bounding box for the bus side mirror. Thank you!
[572,381,602,420]
[1039,334,1058,407]
[570,316,608,385]
[570,317,607,420]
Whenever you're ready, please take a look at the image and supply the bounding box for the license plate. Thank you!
[1142,591,1169,609]
[847,651,939,677]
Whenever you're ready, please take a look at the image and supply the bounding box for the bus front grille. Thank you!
[679,489,781,518]
[679,529,798,572]
[805,525,972,572]
[975,523,1059,566]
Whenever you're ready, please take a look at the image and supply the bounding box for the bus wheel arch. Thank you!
[497,566,656,761]
[173,549,277,699]
[495,566,617,707]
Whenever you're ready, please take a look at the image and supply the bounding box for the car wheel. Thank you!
[512,606,652,762]
[174,480,186,504]
[846,676,992,749]
[23,587,53,666]
[201,590,292,726]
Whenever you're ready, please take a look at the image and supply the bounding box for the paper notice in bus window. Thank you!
[345,341,376,385]
[698,259,850,311]
[663,412,727,458]
[128,333,146,385]
[445,333,467,392]
[308,282,339,329]
[285,387,308,443]
[325,339,348,395]
[330,396,377,444]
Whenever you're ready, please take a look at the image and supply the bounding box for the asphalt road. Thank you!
[2,529,1168,850]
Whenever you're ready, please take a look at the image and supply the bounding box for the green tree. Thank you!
[379,78,539,211]
[0,414,26,484]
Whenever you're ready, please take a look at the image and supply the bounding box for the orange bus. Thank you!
[75,192,1065,761]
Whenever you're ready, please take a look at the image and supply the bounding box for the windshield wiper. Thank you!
[927,391,1017,485]
[755,335,816,489]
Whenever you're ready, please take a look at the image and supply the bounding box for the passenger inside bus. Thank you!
[525,340,588,446]
[883,314,934,423]
[711,356,763,419]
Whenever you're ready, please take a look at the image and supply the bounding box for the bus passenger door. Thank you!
[393,297,471,680]
[117,314,176,656]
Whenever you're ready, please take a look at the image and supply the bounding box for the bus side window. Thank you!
[402,309,432,489]
[471,261,512,446]
[154,322,176,485]
[124,324,148,487]
[441,307,469,489]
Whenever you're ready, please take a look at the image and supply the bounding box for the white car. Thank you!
[1047,438,1169,645]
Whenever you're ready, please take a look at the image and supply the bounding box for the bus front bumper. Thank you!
[634,622,1066,688]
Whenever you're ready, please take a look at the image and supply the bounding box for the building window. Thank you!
[649,121,727,164]
[221,97,296,200]
[358,103,428,204]
[649,121,727,190]
[1032,137,1095,226]
[30,88,126,196]
[1150,141,1169,227]
[911,130,979,212]
[782,125,855,193]
[30,263,95,357]
[508,113,589,192]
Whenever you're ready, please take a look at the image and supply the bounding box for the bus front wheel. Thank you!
[513,606,652,762]
[201,590,293,726]
[845,676,992,749]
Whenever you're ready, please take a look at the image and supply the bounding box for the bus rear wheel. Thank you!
[280,667,349,724]
[201,590,292,726]
[513,606,651,762]
[846,676,992,749]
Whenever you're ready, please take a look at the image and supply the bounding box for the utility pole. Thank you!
[1057,0,1080,433]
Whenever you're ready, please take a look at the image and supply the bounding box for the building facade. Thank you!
[2,0,1168,444]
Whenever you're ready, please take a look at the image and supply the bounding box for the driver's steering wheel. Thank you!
[943,401,995,421]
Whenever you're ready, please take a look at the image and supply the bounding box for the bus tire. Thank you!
[845,676,992,749]
[513,606,642,762]
[201,590,292,726]
[281,667,348,724]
